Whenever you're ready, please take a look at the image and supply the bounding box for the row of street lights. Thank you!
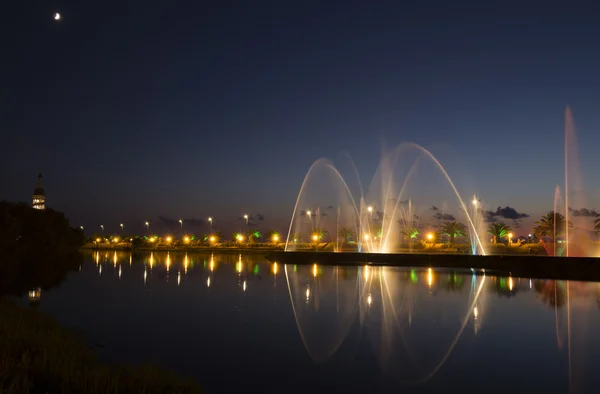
[90,217,218,233]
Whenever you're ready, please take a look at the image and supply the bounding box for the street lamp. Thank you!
[179,219,183,229]
[120,223,124,231]
[100,225,104,232]
[243,214,248,225]
[80,226,84,231]
[145,221,149,229]
[208,217,213,229]
[367,206,373,214]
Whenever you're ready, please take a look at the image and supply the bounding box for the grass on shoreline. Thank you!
[0,299,202,394]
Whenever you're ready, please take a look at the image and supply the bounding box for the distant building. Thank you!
[32,173,46,210]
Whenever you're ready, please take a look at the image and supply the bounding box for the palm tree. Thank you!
[533,211,570,240]
[441,221,466,244]
[245,230,261,244]
[337,227,355,244]
[488,222,511,244]
[401,226,420,244]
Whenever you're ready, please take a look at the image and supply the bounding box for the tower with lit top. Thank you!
[32,173,46,210]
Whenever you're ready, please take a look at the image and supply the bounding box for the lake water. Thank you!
[25,250,600,393]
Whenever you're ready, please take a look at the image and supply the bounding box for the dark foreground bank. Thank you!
[0,299,201,394]
[266,251,600,282]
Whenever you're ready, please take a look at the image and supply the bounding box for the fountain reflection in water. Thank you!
[285,263,487,385]
[285,143,486,255]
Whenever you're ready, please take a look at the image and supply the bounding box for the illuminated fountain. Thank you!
[562,106,597,257]
[286,143,486,255]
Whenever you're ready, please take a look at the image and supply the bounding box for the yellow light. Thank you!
[474,306,479,319]
[243,280,247,292]
[236,234,244,242]
[209,258,215,272]
[312,264,318,278]
[272,234,279,242]
[272,262,278,275]
[113,237,120,243]
[306,210,311,217]
[184,236,190,243]
[305,286,310,300]
[184,254,189,273]
[209,236,216,243]
[312,234,319,241]
[427,268,433,287]
[148,237,155,243]
[472,198,478,205]
[363,234,370,240]
[166,236,172,243]
[426,233,433,240]
[166,253,171,272]
[367,293,372,306]
[96,238,101,243]
[509,277,513,291]
[508,233,513,239]
[367,206,373,213]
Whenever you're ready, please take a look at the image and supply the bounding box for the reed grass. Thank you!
[0,299,202,393]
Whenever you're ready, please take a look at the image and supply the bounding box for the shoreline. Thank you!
[80,243,546,255]
[265,251,600,282]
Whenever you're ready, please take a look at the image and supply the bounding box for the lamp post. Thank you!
[120,223,124,232]
[208,217,213,230]
[179,219,183,229]
[100,225,104,233]
[243,214,248,225]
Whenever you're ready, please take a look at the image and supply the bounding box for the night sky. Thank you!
[2,1,600,235]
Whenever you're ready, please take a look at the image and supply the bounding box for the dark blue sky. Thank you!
[2,1,600,234]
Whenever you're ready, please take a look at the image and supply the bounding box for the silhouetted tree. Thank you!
[0,201,84,296]
[533,211,571,240]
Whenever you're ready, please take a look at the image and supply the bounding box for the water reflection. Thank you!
[53,251,600,393]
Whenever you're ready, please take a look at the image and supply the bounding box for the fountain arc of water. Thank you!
[402,143,486,256]
[284,159,362,252]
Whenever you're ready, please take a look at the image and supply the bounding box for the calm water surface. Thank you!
[26,251,600,393]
